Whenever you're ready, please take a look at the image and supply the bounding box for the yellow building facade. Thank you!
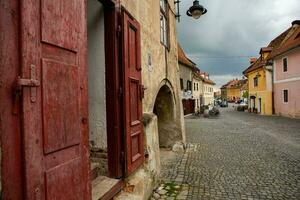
[244,48,273,115]
[227,87,241,102]
[247,68,273,115]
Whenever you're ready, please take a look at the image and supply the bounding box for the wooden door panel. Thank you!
[130,78,140,124]
[123,10,144,176]
[41,0,78,51]
[20,0,90,199]
[45,158,82,199]
[42,59,80,154]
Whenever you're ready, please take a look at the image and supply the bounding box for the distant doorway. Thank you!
[258,98,262,113]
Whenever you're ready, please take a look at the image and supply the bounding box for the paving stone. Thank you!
[153,107,300,200]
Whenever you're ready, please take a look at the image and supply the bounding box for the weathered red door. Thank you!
[20,0,90,199]
[122,10,144,175]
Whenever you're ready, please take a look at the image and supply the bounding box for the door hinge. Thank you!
[12,65,40,114]
[139,84,147,100]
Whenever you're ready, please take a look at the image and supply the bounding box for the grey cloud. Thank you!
[177,0,300,87]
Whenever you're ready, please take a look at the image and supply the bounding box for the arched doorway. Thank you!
[153,85,180,148]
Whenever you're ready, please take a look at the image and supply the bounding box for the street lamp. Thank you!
[186,0,207,19]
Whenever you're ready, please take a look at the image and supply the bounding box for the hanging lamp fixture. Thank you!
[186,0,207,19]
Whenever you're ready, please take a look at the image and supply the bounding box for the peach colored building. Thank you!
[269,20,300,118]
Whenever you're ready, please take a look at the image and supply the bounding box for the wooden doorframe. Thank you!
[0,1,24,199]
[0,1,124,199]
[101,0,124,178]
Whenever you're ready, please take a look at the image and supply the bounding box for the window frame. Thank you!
[253,77,258,87]
[282,57,288,72]
[180,78,184,90]
[283,89,289,103]
[160,0,170,49]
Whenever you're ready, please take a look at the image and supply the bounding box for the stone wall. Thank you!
[115,0,186,199]
[121,0,184,132]
[115,113,161,200]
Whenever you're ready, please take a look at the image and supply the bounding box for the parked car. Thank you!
[237,101,248,111]
[235,99,243,104]
[220,101,228,107]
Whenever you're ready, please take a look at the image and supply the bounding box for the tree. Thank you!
[242,91,249,99]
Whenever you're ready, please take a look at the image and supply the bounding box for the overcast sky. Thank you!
[177,0,300,88]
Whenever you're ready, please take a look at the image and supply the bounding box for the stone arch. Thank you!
[153,80,181,148]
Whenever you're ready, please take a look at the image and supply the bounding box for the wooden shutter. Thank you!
[122,10,144,176]
[19,0,90,199]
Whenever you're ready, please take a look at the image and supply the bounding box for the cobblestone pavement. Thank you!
[158,107,300,200]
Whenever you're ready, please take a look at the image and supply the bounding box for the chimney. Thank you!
[250,57,257,64]
[292,20,300,27]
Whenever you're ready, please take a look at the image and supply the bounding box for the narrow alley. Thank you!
[156,107,300,199]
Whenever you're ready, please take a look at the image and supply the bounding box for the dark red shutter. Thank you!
[122,10,144,175]
[20,0,90,199]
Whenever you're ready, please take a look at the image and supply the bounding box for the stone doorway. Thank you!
[87,0,124,199]
[153,85,181,148]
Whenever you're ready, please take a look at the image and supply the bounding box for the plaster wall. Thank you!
[180,63,193,91]
[274,48,300,81]
[227,88,241,101]
[87,0,107,149]
[248,69,267,92]
[249,91,273,115]
[203,83,214,105]
[115,114,161,200]
[274,80,300,118]
[192,77,203,109]
[120,0,185,143]
[116,1,185,199]
[273,48,300,118]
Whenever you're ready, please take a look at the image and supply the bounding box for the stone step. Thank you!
[90,162,100,181]
[92,176,123,200]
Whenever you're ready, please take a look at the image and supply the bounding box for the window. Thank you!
[187,80,192,91]
[180,78,183,90]
[283,57,288,72]
[283,90,288,103]
[160,0,169,47]
[194,83,196,90]
[197,83,199,91]
[254,77,258,87]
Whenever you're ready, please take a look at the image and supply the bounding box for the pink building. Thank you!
[269,20,300,118]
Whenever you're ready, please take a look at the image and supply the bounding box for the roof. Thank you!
[269,24,300,59]
[203,78,215,85]
[220,79,245,89]
[243,23,298,75]
[243,57,266,75]
[178,44,196,69]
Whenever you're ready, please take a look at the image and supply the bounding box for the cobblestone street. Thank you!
[158,107,300,200]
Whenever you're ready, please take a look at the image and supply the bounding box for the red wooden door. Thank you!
[122,10,144,175]
[20,0,90,199]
